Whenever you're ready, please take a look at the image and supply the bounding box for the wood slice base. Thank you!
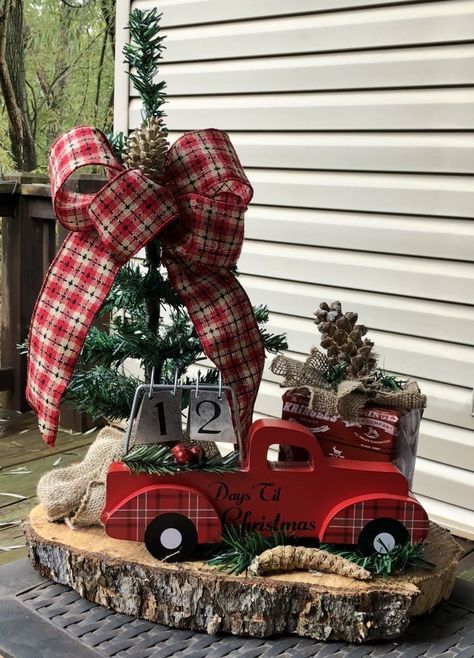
[24,505,463,643]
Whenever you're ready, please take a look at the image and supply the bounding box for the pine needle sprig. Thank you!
[64,367,140,420]
[105,131,127,163]
[207,526,290,575]
[367,370,408,392]
[123,444,176,475]
[325,362,348,387]
[320,542,434,577]
[123,444,240,476]
[197,451,240,473]
[253,305,288,354]
[124,8,167,123]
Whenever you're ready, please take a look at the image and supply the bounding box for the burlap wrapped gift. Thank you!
[271,350,427,486]
[272,350,426,423]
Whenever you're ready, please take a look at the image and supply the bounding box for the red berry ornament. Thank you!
[171,444,193,465]
[189,445,204,462]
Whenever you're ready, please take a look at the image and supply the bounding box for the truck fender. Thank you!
[319,493,429,545]
[104,483,222,544]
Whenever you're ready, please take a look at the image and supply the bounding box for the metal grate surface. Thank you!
[1,560,473,658]
[17,579,474,658]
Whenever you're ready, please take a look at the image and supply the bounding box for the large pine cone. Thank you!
[314,300,376,378]
[124,116,169,183]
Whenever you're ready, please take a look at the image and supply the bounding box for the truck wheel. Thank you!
[144,513,197,561]
[358,518,409,555]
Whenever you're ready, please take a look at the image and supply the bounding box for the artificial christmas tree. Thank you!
[60,8,286,427]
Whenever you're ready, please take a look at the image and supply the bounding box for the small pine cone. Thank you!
[314,300,376,376]
[249,546,371,580]
[124,116,169,183]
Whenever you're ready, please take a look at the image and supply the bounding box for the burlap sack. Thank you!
[37,426,124,527]
[272,351,426,423]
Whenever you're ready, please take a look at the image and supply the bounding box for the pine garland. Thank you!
[123,444,240,475]
[207,527,433,577]
[320,542,434,577]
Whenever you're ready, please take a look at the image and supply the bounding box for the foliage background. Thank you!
[0,0,115,173]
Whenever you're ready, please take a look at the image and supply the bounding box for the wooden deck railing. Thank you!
[0,173,103,430]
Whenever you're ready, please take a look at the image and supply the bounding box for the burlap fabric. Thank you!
[37,426,124,527]
[37,426,222,527]
[271,349,426,423]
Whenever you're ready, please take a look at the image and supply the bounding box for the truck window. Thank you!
[266,444,314,471]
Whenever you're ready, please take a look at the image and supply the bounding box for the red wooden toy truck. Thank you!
[102,418,429,561]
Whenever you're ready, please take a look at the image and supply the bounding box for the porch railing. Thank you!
[0,173,103,431]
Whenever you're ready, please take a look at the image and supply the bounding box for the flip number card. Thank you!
[134,390,183,445]
[187,390,237,443]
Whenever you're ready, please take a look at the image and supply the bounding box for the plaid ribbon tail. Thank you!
[27,126,180,446]
[26,232,119,445]
[162,129,265,438]
[165,262,265,438]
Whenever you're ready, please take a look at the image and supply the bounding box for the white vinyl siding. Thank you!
[116,0,474,538]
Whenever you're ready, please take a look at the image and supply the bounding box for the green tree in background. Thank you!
[0,0,115,172]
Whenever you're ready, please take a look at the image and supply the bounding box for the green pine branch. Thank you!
[207,527,290,575]
[253,305,288,354]
[320,542,434,577]
[367,370,408,391]
[64,366,140,420]
[123,8,167,123]
[123,443,240,475]
[105,131,126,163]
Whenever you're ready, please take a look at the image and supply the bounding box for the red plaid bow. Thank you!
[27,126,264,446]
